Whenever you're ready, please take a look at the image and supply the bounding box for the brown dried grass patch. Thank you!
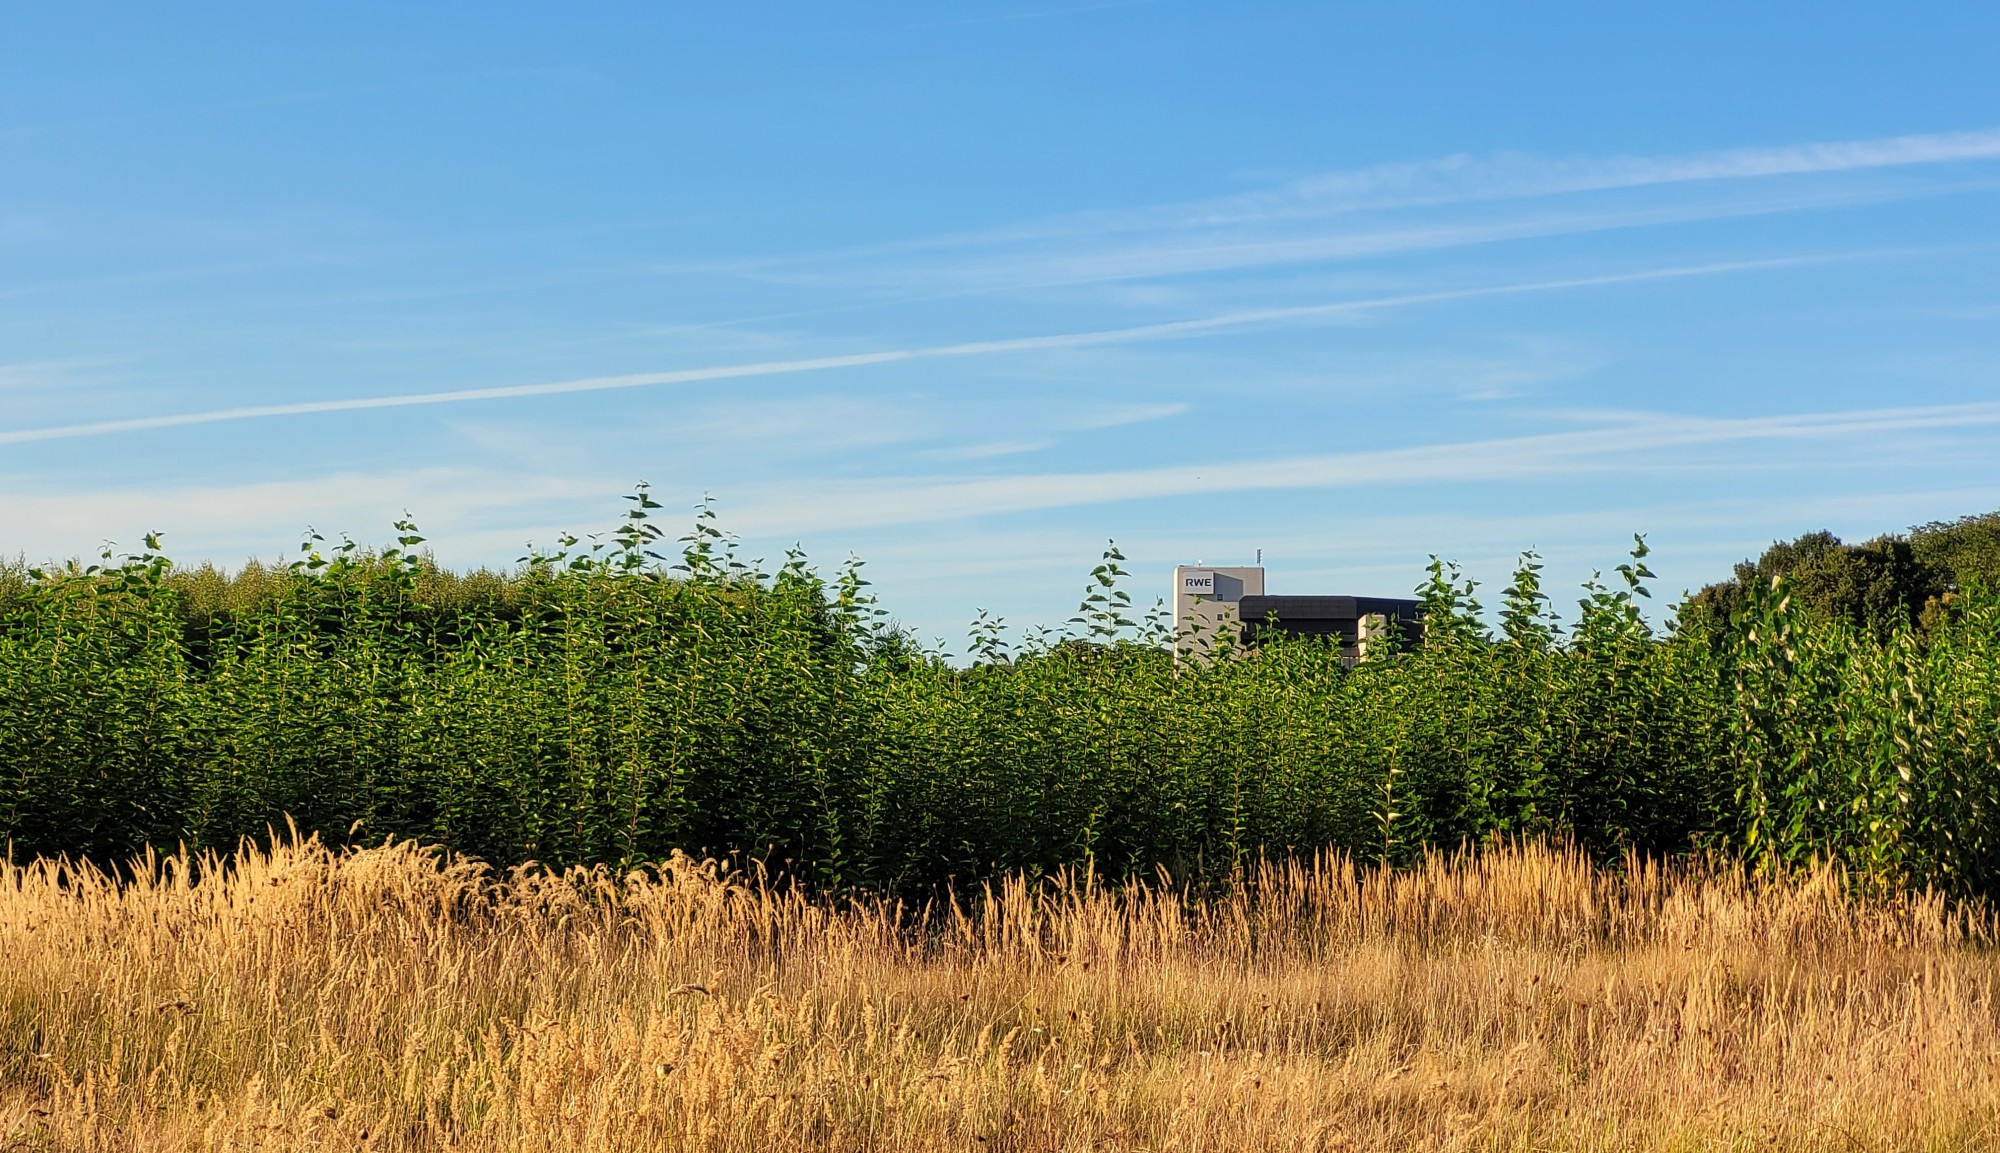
[4,838,1998,1151]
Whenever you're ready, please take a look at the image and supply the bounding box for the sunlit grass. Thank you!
[5,835,1997,1151]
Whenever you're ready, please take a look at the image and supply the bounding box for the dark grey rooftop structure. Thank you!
[1237,595,1422,662]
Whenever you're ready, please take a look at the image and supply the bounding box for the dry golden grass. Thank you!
[5,836,2000,1152]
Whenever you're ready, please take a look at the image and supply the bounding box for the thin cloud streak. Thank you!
[703,128,2000,269]
[1046,193,1980,293]
[824,192,1888,294]
[1158,128,2000,232]
[0,466,611,562]
[0,256,1827,446]
[4,408,1993,589]
[726,401,2000,532]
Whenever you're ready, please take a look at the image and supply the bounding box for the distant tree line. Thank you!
[1682,511,2000,639]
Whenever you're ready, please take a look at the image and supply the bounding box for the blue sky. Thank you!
[5,3,2000,647]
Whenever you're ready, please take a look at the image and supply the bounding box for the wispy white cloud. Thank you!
[1258,343,1600,403]
[764,184,1985,297]
[790,128,2000,259]
[0,359,89,394]
[0,256,1828,446]
[1063,401,1191,430]
[0,468,613,565]
[851,484,2000,596]
[6,398,1997,644]
[911,401,1187,462]
[721,401,2000,533]
[677,128,2000,301]
[1113,129,2000,235]
[20,128,1973,320]
[680,395,935,453]
[916,439,1056,462]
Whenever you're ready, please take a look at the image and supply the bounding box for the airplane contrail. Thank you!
[0,256,1826,446]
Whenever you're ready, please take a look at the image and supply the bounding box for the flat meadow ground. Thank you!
[4,839,1999,1152]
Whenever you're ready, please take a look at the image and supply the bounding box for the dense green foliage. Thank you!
[1684,511,2000,638]
[7,493,2000,897]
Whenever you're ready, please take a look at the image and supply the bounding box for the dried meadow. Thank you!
[5,836,1998,1151]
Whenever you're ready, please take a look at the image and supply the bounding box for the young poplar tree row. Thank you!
[4,491,1999,896]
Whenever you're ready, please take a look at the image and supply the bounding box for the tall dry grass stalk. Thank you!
[5,836,1999,1151]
